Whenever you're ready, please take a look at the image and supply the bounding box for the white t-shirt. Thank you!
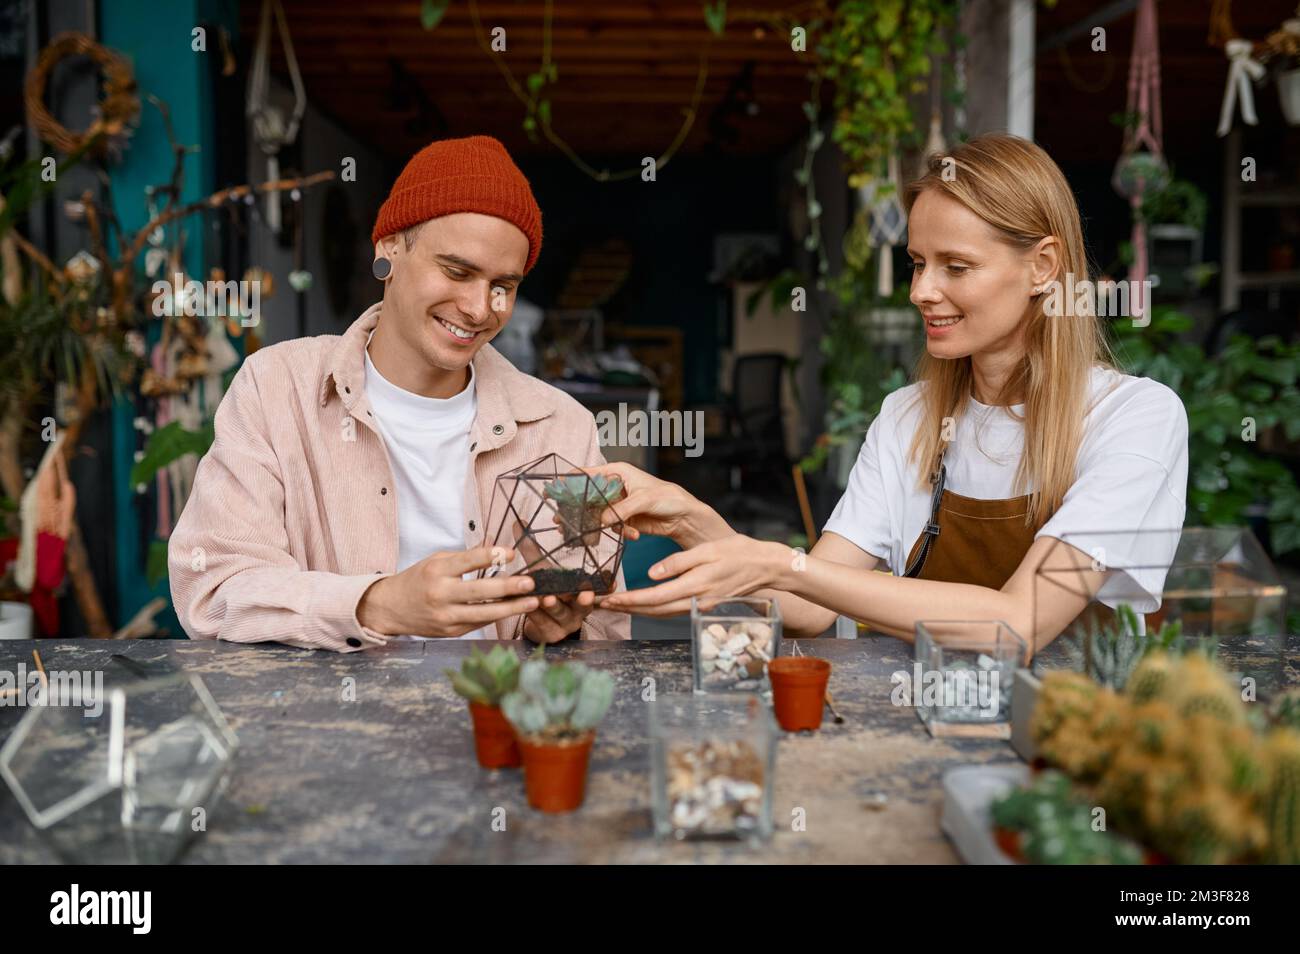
[364,348,488,639]
[823,366,1189,611]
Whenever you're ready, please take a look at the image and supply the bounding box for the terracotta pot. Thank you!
[993,825,1025,862]
[518,731,595,812]
[468,701,521,769]
[768,657,831,731]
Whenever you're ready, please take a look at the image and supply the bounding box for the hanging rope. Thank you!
[1217,39,1265,136]
[1111,0,1165,321]
[246,0,306,233]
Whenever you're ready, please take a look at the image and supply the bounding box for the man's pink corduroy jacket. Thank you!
[168,302,630,651]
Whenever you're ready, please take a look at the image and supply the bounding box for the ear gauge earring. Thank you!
[372,256,392,280]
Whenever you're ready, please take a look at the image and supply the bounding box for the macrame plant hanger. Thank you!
[1111,0,1166,322]
[866,152,907,299]
[246,0,306,235]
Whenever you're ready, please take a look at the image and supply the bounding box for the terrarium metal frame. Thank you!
[478,452,626,596]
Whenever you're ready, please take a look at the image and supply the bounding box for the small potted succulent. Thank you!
[544,474,623,549]
[445,645,523,769]
[500,650,615,812]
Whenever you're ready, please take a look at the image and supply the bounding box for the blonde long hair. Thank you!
[902,134,1115,526]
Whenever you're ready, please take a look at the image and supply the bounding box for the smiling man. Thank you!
[169,135,628,651]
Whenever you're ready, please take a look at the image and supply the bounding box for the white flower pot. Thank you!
[0,601,34,639]
[1279,68,1300,126]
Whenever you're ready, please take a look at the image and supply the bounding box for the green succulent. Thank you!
[991,770,1143,865]
[500,648,615,741]
[542,474,623,509]
[444,645,521,706]
[1061,604,1198,692]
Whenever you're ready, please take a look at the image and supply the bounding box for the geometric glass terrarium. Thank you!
[478,452,625,596]
[0,672,238,864]
[1033,526,1287,691]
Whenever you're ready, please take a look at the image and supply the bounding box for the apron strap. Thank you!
[903,450,946,579]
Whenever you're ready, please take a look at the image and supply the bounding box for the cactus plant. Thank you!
[444,645,521,706]
[1264,729,1300,864]
[1268,688,1300,732]
[543,474,623,547]
[500,649,615,742]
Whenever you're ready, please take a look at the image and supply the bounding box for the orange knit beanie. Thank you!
[371,135,543,273]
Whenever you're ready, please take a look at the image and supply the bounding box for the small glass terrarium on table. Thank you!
[478,452,625,596]
[650,694,775,842]
[914,620,1028,739]
[691,596,781,692]
[0,672,238,864]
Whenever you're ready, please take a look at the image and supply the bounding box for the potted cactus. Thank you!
[445,646,523,769]
[543,474,622,549]
[500,650,615,812]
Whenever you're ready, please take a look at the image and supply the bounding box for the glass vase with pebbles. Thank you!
[914,620,1028,739]
[691,596,782,693]
[649,695,775,841]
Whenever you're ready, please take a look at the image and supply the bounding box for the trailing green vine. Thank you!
[815,0,960,187]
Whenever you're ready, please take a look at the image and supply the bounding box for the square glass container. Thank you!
[691,596,782,692]
[649,694,775,841]
[914,620,1027,739]
[477,452,625,596]
[0,672,238,864]
[1033,527,1287,692]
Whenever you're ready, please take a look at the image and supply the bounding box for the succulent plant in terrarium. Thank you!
[1060,603,1201,692]
[500,649,615,743]
[445,645,521,706]
[543,474,623,549]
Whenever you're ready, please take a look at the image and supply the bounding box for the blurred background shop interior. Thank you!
[3,0,1300,637]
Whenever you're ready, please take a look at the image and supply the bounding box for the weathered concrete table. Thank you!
[2,633,1291,864]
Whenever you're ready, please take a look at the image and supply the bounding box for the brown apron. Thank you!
[902,452,1112,649]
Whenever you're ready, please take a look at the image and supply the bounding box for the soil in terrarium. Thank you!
[526,567,616,595]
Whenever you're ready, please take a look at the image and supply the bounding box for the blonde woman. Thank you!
[597,134,1188,652]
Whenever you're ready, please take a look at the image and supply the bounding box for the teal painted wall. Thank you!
[101,0,240,634]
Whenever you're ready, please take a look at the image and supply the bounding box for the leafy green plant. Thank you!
[1060,603,1198,691]
[129,420,215,486]
[1138,177,1208,231]
[500,650,614,741]
[816,0,960,186]
[799,275,912,475]
[1112,306,1300,555]
[445,645,522,706]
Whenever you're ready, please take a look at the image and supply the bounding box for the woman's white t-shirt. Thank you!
[823,366,1188,611]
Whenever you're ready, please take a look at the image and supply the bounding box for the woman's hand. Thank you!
[584,461,732,547]
[597,535,791,617]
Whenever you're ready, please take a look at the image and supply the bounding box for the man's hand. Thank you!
[357,546,540,637]
[522,591,596,644]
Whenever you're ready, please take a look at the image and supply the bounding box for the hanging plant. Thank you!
[816,0,960,187]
